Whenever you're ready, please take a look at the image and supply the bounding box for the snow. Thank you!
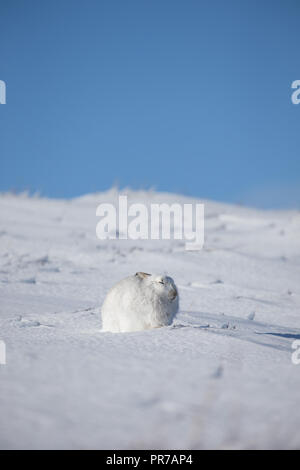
[0,189,300,449]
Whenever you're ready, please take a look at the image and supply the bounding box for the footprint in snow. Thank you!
[247,311,256,321]
[19,320,41,328]
[20,277,36,284]
[15,316,54,328]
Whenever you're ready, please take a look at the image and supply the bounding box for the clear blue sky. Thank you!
[0,0,299,207]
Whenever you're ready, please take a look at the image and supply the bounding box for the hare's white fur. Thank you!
[101,272,179,332]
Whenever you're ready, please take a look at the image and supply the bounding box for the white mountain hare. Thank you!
[101,272,179,332]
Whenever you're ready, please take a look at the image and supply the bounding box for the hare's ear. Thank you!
[135,272,151,279]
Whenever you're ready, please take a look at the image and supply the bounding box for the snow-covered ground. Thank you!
[0,189,300,449]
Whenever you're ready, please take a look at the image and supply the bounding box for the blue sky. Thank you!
[0,0,299,207]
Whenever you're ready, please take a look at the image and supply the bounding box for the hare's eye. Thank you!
[158,280,164,284]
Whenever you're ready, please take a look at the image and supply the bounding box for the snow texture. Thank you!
[0,189,300,449]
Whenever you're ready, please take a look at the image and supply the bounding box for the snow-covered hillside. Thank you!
[0,189,300,449]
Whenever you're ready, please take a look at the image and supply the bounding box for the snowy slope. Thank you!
[0,189,300,449]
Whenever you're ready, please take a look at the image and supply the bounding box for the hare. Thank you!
[101,272,179,332]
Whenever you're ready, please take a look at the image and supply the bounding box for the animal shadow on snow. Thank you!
[172,311,300,353]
